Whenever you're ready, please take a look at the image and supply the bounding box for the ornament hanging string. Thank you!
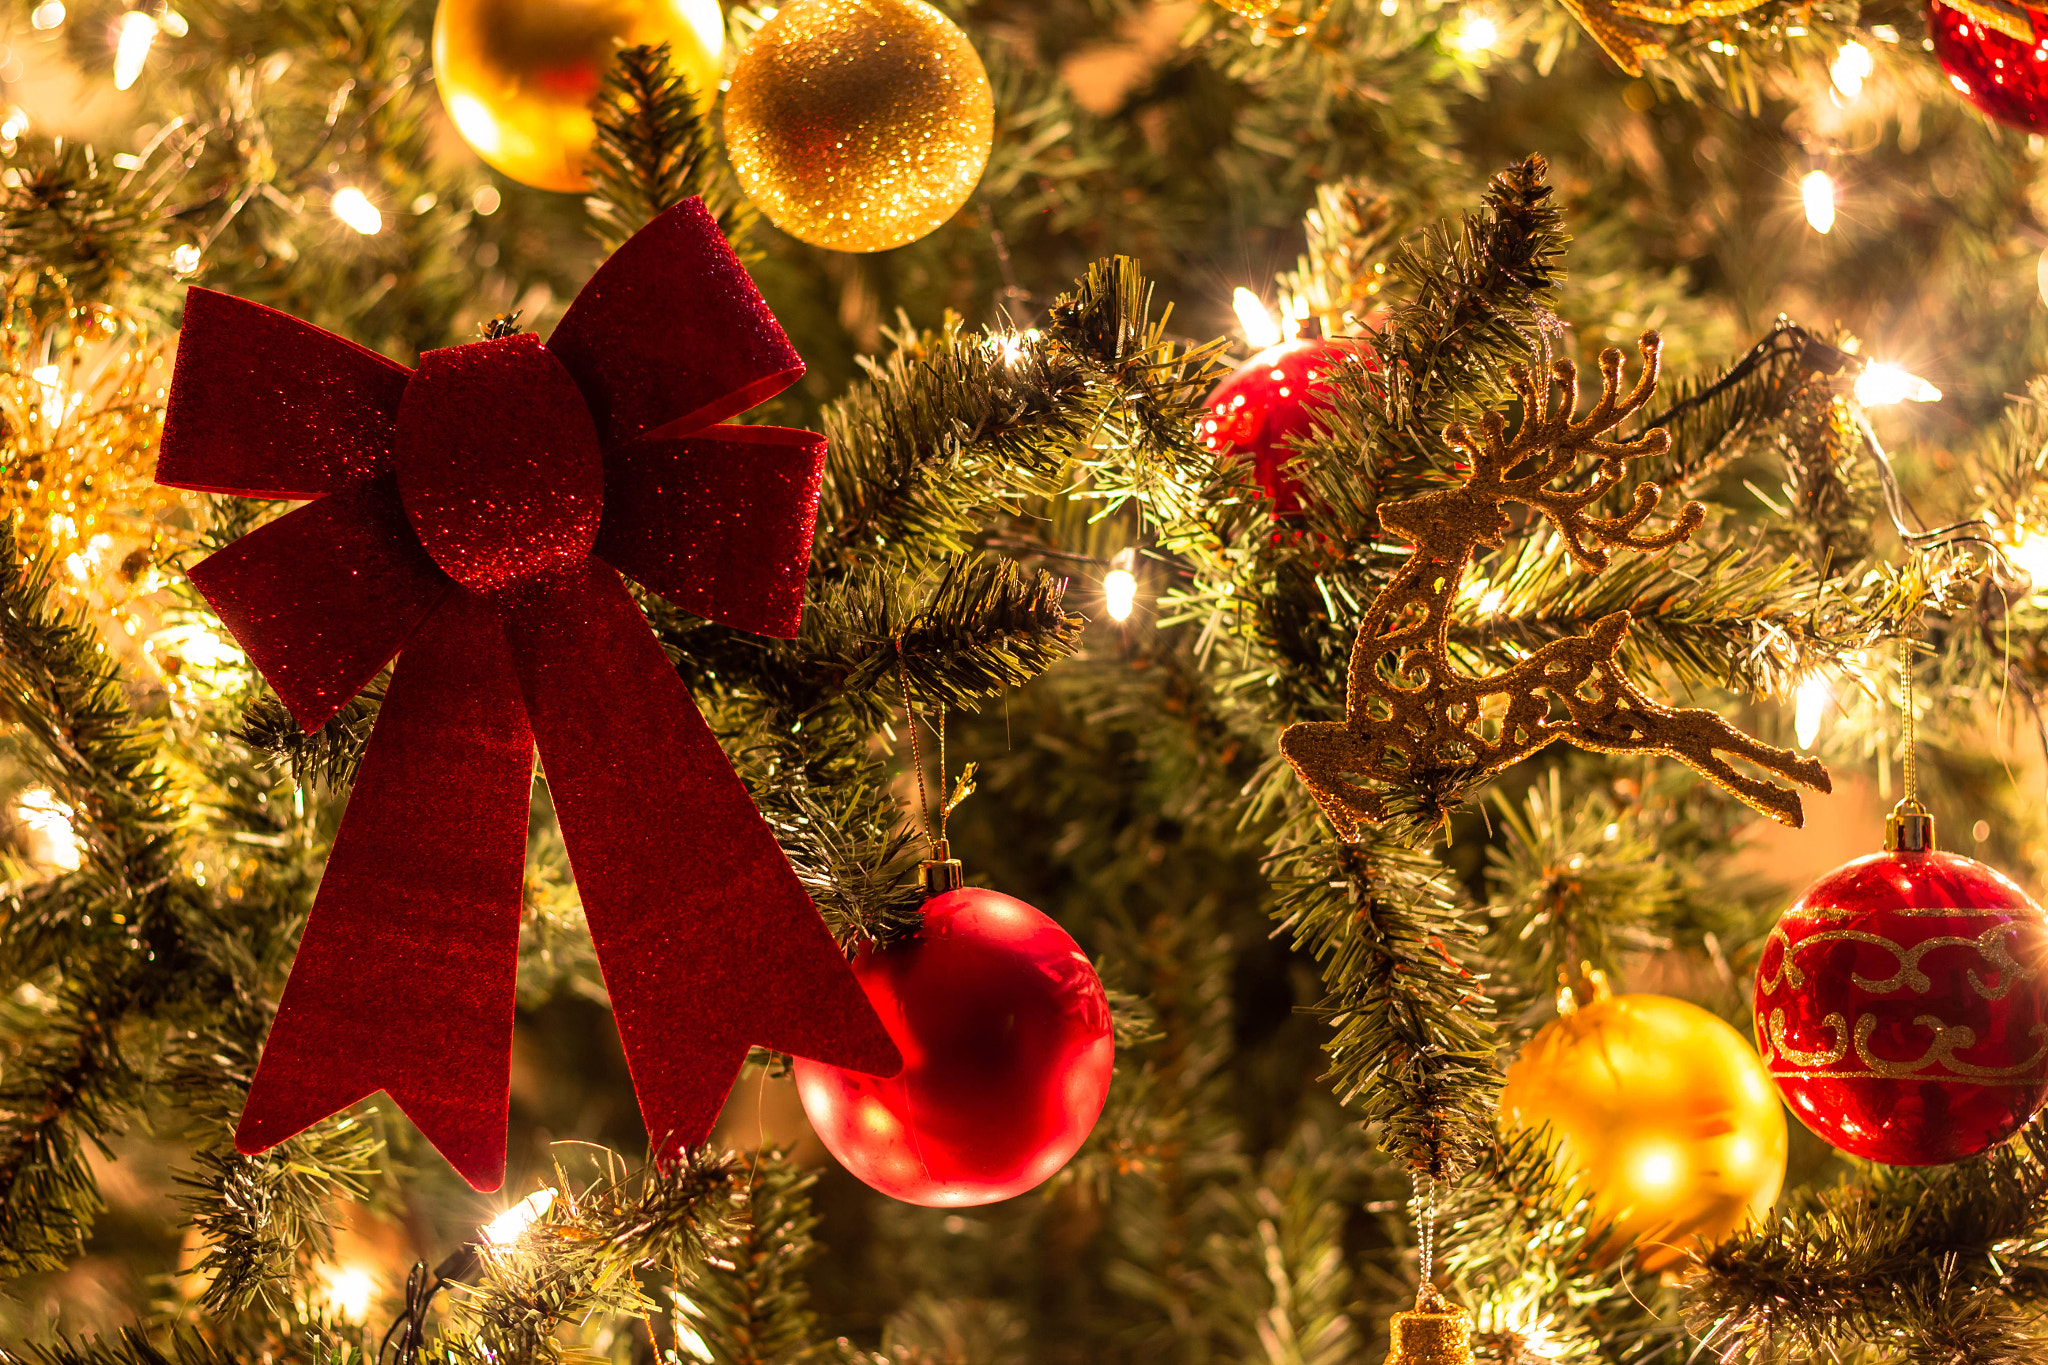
[895,639,976,856]
[1411,1168,1439,1297]
[1900,634,1918,810]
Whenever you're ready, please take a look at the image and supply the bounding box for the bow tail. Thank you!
[238,590,534,1192]
[499,559,901,1163]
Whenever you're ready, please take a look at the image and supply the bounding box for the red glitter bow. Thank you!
[156,200,901,1191]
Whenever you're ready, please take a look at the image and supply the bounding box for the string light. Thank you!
[172,243,201,274]
[315,1264,377,1322]
[1800,171,1837,235]
[1854,362,1941,407]
[112,10,158,90]
[1103,548,1138,623]
[1450,9,1499,54]
[481,1187,556,1246]
[16,789,81,871]
[1794,673,1830,749]
[331,187,383,235]
[1831,40,1874,100]
[1231,288,1281,349]
[30,2,64,30]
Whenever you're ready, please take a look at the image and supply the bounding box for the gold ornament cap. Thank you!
[1885,800,1936,853]
[1383,1285,1474,1365]
[920,838,964,895]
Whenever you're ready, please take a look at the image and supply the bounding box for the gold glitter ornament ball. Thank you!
[433,0,724,192]
[724,0,994,252]
[1501,990,1787,1272]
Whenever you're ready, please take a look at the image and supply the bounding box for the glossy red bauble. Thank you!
[1201,336,1365,517]
[793,887,1114,1206]
[1755,848,2048,1165]
[1928,1,2048,133]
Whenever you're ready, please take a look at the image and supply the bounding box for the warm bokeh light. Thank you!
[1831,40,1874,100]
[1854,361,1942,407]
[331,187,383,236]
[1450,9,1499,54]
[1795,672,1830,750]
[1801,170,1837,235]
[16,789,81,871]
[315,1264,377,1322]
[1104,569,1137,622]
[1232,288,1282,349]
[480,1187,556,1246]
[113,11,158,90]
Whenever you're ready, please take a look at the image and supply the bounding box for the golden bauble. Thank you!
[1501,992,1787,1272]
[433,0,724,192]
[1383,1287,1474,1365]
[724,0,994,252]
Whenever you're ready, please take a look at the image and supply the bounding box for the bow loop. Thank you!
[594,425,826,640]
[548,200,805,446]
[157,289,409,499]
[188,476,449,732]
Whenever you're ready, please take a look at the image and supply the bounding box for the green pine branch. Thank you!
[685,1149,829,1365]
[1691,1115,2048,1364]
[587,43,757,258]
[1268,833,1498,1180]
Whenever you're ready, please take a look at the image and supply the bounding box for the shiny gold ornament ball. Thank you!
[724,0,994,252]
[433,0,724,192]
[1502,992,1787,1272]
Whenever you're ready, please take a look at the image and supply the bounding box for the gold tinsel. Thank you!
[0,278,183,611]
[724,0,994,253]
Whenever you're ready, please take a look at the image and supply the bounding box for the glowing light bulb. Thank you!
[16,789,81,871]
[331,187,383,235]
[316,1264,377,1321]
[1854,362,1941,407]
[481,1187,557,1246]
[1801,171,1836,235]
[1794,672,1829,750]
[1451,10,1499,53]
[171,243,200,274]
[1232,288,1282,350]
[1831,40,1874,99]
[1630,1142,1684,1192]
[1104,547,1139,623]
[30,2,64,30]
[112,10,158,90]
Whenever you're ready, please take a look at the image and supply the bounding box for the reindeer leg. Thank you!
[1589,703,1831,828]
[1279,721,1388,839]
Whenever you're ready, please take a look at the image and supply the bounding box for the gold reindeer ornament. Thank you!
[1279,332,1829,837]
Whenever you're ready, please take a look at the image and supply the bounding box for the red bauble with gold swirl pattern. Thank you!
[1928,0,2048,134]
[1755,834,2048,1165]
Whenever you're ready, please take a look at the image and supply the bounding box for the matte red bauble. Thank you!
[1200,335,1364,516]
[1928,1,2048,133]
[794,886,1114,1206]
[1755,813,2048,1165]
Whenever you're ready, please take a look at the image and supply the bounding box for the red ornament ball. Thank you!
[1928,2,2048,133]
[793,886,1114,1206]
[1755,847,2048,1165]
[1201,336,1363,516]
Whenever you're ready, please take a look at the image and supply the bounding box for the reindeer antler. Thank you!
[1278,329,1829,837]
[1445,332,1700,572]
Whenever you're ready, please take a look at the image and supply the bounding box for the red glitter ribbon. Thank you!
[156,200,901,1191]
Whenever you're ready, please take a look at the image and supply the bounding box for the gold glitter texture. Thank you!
[0,281,183,611]
[433,0,724,192]
[724,0,994,253]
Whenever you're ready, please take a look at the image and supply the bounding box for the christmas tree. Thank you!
[3,0,2048,1360]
